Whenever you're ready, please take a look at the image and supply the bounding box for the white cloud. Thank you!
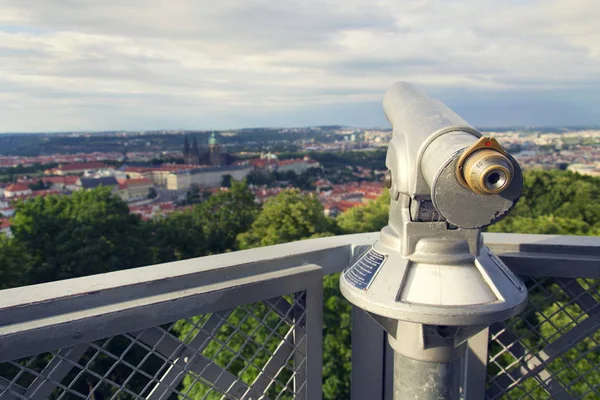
[0,0,599,131]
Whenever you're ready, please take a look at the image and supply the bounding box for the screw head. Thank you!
[384,169,392,188]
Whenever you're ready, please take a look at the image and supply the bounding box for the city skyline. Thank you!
[1,0,599,132]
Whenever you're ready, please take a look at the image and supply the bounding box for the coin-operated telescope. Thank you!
[340,82,528,399]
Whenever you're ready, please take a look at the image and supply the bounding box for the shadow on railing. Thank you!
[0,233,598,399]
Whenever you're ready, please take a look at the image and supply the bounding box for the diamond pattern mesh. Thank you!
[486,277,600,400]
[0,293,308,400]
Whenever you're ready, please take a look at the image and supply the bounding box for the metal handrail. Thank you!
[0,233,598,400]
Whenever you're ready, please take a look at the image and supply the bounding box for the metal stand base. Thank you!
[393,353,462,400]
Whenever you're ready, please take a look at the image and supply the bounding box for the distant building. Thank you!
[276,156,320,174]
[42,176,80,192]
[252,186,285,204]
[567,163,600,177]
[128,202,176,220]
[78,177,120,190]
[315,179,333,192]
[0,207,15,218]
[1,184,60,203]
[45,162,114,176]
[166,165,252,191]
[233,158,278,174]
[183,136,200,165]
[118,178,153,201]
[182,133,231,167]
[323,200,363,217]
[234,155,320,175]
[123,164,196,186]
[0,219,11,237]
[4,183,32,198]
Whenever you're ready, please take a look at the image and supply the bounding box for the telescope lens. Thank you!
[461,149,514,195]
[485,170,507,191]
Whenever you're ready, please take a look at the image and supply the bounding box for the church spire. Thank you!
[183,135,190,156]
[209,131,218,146]
[192,136,200,156]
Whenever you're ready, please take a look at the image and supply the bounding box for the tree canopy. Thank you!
[236,189,335,249]
[10,187,154,284]
[337,190,390,234]
[0,234,32,289]
[488,170,600,236]
[194,180,259,253]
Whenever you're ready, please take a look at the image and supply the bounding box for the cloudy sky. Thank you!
[0,0,599,132]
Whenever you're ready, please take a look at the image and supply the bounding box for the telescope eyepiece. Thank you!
[455,137,515,196]
[462,149,513,195]
[485,169,507,191]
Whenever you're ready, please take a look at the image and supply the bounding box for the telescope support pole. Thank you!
[393,351,462,400]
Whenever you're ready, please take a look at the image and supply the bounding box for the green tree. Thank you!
[0,234,33,289]
[508,170,600,226]
[186,185,201,204]
[10,187,154,284]
[337,191,390,234]
[246,171,275,186]
[321,273,352,400]
[194,180,259,253]
[489,215,599,236]
[151,210,208,263]
[236,189,335,249]
[486,170,600,237]
[235,189,352,399]
[177,189,335,400]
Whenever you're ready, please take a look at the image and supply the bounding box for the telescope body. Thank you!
[340,83,528,381]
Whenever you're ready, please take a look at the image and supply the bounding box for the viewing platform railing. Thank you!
[0,233,598,399]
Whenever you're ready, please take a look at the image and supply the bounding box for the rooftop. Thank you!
[79,176,119,189]
[4,183,30,192]
[58,162,112,171]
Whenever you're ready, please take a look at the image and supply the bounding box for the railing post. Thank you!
[304,270,323,400]
[463,328,490,400]
[351,307,386,400]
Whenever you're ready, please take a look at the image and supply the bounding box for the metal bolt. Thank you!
[384,169,393,188]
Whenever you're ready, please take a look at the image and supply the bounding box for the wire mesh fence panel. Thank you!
[0,292,309,400]
[486,277,600,400]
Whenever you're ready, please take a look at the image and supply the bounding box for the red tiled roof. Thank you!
[234,159,277,168]
[0,219,10,230]
[159,202,175,211]
[42,176,65,184]
[125,164,200,173]
[363,193,380,201]
[278,159,306,166]
[124,166,153,173]
[315,179,332,186]
[5,183,30,192]
[323,200,363,213]
[65,176,79,185]
[5,189,60,201]
[58,162,112,171]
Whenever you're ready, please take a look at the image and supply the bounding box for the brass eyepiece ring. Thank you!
[456,137,514,195]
